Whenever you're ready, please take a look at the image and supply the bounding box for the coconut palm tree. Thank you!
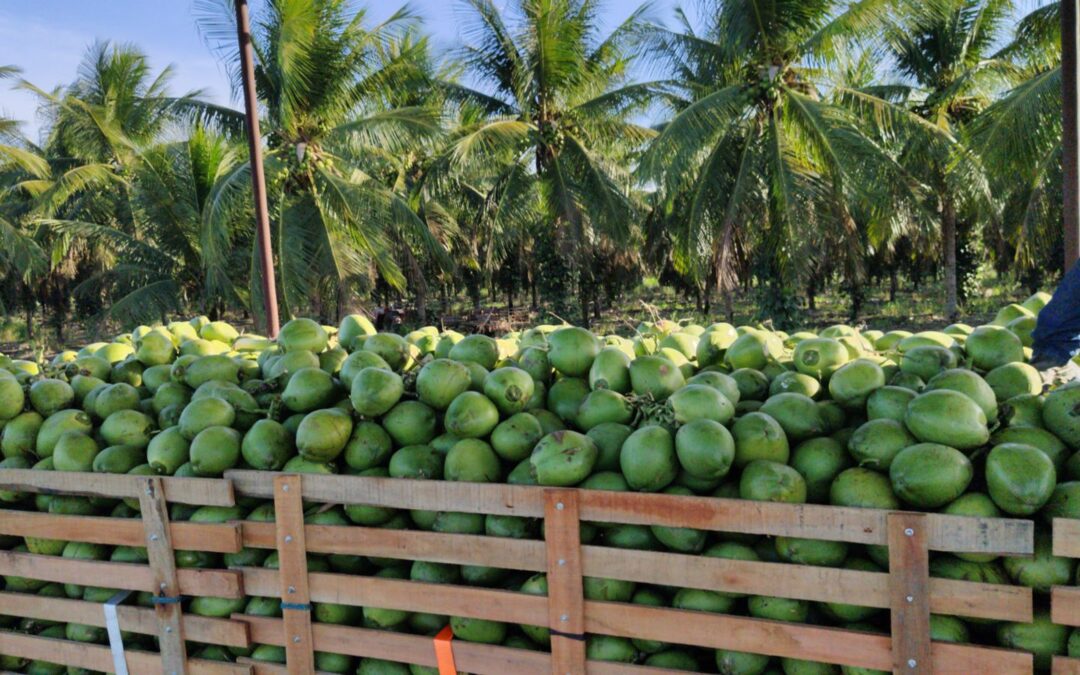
[639,0,921,326]
[879,0,1016,320]
[195,0,450,321]
[433,0,656,326]
[970,2,1062,284]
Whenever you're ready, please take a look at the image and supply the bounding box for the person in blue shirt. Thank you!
[1032,261,1080,377]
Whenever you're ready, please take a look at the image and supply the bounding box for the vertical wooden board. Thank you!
[888,512,931,675]
[273,474,314,675]
[139,476,187,675]
[544,489,585,675]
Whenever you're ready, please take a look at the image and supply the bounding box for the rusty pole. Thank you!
[1064,0,1080,272]
[234,0,280,336]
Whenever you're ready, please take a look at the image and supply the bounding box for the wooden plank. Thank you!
[241,567,547,626]
[0,591,250,648]
[0,550,242,597]
[239,519,1029,623]
[241,520,546,571]
[235,615,673,675]
[139,476,188,674]
[1054,586,1080,627]
[544,489,585,675]
[584,601,1034,673]
[888,512,932,675]
[273,474,314,675]
[0,509,242,552]
[0,630,250,674]
[580,545,1031,623]
[227,471,1033,555]
[1054,655,1080,675]
[0,469,234,506]
[1055,518,1080,558]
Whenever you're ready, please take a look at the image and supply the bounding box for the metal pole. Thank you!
[234,0,281,337]
[1064,0,1080,272]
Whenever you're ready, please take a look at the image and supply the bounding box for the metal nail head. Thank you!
[560,614,569,622]
[285,535,293,543]
[556,502,564,511]
[288,586,296,594]
[906,595,914,603]
[908,659,917,668]
[149,534,159,542]
[293,635,301,644]
[282,484,289,492]
[558,559,566,566]
[904,528,914,537]
[160,582,168,591]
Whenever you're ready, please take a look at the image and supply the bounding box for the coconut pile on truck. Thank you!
[0,290,1078,673]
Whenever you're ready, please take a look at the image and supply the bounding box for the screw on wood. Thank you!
[164,626,172,633]
[288,585,296,594]
[293,635,301,643]
[285,535,293,543]
[556,502,564,510]
[149,534,159,542]
[904,528,914,536]
[908,659,917,668]
[159,582,167,591]
[282,484,290,492]
[906,595,914,603]
[558,559,566,566]
[560,614,569,622]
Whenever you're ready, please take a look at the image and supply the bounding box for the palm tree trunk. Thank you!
[24,282,33,342]
[889,266,898,303]
[579,281,591,329]
[942,196,958,321]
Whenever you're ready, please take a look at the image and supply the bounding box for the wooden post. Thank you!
[273,475,314,674]
[234,0,281,336]
[888,512,931,675]
[138,476,187,675]
[543,489,585,675]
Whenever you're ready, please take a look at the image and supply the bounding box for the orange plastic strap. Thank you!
[434,625,457,675]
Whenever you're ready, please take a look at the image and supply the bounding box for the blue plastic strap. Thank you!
[280,601,313,611]
[151,595,182,605]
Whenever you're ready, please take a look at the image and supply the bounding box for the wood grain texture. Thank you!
[0,629,250,674]
[0,469,234,506]
[1054,655,1080,675]
[0,509,241,552]
[888,512,932,675]
[544,489,586,675]
[1054,518,1080,558]
[0,592,249,648]
[273,474,314,675]
[0,550,242,597]
[139,476,187,673]
[1053,586,1080,627]
[226,470,1033,554]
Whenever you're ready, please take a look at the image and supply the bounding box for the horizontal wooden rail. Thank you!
[0,629,250,674]
[0,592,250,648]
[239,522,1029,622]
[236,614,679,675]
[0,469,234,506]
[1054,656,1080,675]
[0,551,243,598]
[238,568,1030,671]
[0,509,242,552]
[1054,518,1080,558]
[226,471,1033,554]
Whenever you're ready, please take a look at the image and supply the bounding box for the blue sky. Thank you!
[1,0,1039,142]
[0,0,652,141]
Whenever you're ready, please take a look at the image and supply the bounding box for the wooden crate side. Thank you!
[1054,519,1080,558]
[237,520,1030,623]
[236,614,696,675]
[0,509,241,552]
[0,592,249,648]
[888,512,931,674]
[1054,655,1080,675]
[226,471,1033,555]
[273,474,314,675]
[1053,587,1080,627]
[0,629,250,675]
[0,469,234,506]
[0,551,242,597]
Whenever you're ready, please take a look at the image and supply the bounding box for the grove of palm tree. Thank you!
[0,0,1066,344]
